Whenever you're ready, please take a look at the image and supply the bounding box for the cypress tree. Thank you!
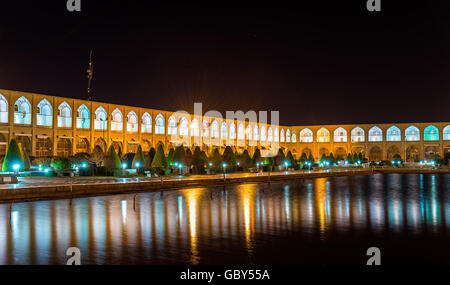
[300,152,307,163]
[166,148,175,166]
[106,145,121,169]
[353,153,359,163]
[346,153,354,164]
[132,145,144,168]
[210,148,222,169]
[275,149,286,166]
[144,147,156,169]
[185,148,193,168]
[240,149,252,168]
[286,150,295,167]
[151,144,167,170]
[320,153,328,164]
[2,139,23,172]
[192,147,206,173]
[358,152,364,162]
[222,146,237,166]
[328,152,335,164]
[18,143,31,170]
[307,153,314,163]
[252,148,262,165]
[173,145,186,165]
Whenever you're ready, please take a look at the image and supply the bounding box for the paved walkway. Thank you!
[0,168,372,190]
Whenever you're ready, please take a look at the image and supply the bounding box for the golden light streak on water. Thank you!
[184,188,203,265]
[315,178,327,237]
[237,184,256,254]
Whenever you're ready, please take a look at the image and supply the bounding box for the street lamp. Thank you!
[222,163,227,181]
[13,164,20,175]
[178,163,183,175]
[122,163,127,177]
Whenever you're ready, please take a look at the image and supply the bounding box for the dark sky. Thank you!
[0,1,448,126]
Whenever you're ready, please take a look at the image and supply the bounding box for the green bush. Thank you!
[152,144,167,174]
[132,145,144,169]
[2,139,23,172]
[50,157,72,171]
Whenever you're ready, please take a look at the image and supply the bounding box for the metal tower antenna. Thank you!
[87,49,94,101]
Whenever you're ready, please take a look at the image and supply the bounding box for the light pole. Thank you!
[122,163,127,177]
[178,163,183,175]
[13,164,20,175]
[222,163,227,181]
[135,162,140,174]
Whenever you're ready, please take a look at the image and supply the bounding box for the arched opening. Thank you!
[369,146,382,161]
[386,126,401,142]
[273,127,278,142]
[291,133,297,143]
[238,124,245,141]
[351,127,365,142]
[369,126,383,142]
[267,127,273,142]
[190,118,199,137]
[280,129,284,143]
[127,141,138,153]
[300,128,313,143]
[37,99,53,126]
[57,138,72,157]
[443,125,450,141]
[424,146,439,159]
[180,117,189,137]
[77,104,90,129]
[0,93,8,123]
[155,114,165,134]
[127,111,138,133]
[94,138,107,152]
[57,102,72,128]
[142,140,151,152]
[229,123,236,140]
[405,125,420,141]
[424,125,439,141]
[36,137,52,157]
[112,141,123,154]
[14,96,32,125]
[15,136,31,157]
[254,126,259,141]
[76,138,90,153]
[387,145,400,160]
[221,122,228,140]
[406,146,419,162]
[333,127,347,142]
[94,106,107,130]
[286,129,291,143]
[168,116,177,135]
[141,112,152,133]
[334,147,347,159]
[111,108,123,131]
[317,128,330,143]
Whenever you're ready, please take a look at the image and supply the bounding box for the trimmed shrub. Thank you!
[2,139,23,172]
[132,145,144,169]
[151,144,167,174]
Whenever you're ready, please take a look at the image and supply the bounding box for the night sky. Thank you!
[0,1,448,126]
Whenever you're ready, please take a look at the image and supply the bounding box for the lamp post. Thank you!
[135,162,140,174]
[222,163,227,181]
[178,163,183,175]
[122,163,127,177]
[13,164,20,175]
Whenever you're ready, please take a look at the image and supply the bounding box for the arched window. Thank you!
[386,126,401,141]
[300,128,313,143]
[191,118,199,136]
[141,112,152,133]
[77,104,90,129]
[238,124,245,140]
[351,127,365,142]
[280,129,285,142]
[14,96,32,125]
[368,126,383,142]
[333,127,347,142]
[261,126,267,141]
[168,116,177,135]
[286,129,291,143]
[57,101,72,128]
[202,120,209,138]
[254,126,259,141]
[180,117,189,136]
[127,111,138,133]
[267,127,273,142]
[230,123,236,139]
[246,125,253,141]
[274,127,279,142]
[0,93,8,123]
[155,114,165,134]
[37,99,53,126]
[292,133,297,143]
[94,106,107,130]
[424,125,439,141]
[221,122,228,139]
[111,108,123,131]
[211,120,219,138]
[444,125,450,141]
[405,125,420,141]
[317,128,330,143]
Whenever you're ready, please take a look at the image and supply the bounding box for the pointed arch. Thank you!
[57,101,72,128]
[94,106,107,130]
[155,113,165,134]
[221,121,228,139]
[300,128,313,143]
[254,125,259,141]
[111,108,123,131]
[127,111,138,133]
[280,128,285,142]
[37,99,53,126]
[0,93,7,123]
[141,112,152,133]
[77,104,90,129]
[351,127,365,142]
[317,127,330,143]
[368,126,383,142]
[211,120,219,138]
[267,127,273,142]
[238,124,245,140]
[190,118,199,136]
[14,96,31,125]
[333,127,347,142]
[386,126,401,141]
[260,126,267,141]
[246,125,253,141]
[443,125,450,141]
[424,125,439,141]
[291,133,297,143]
[180,117,189,136]
[405,125,420,141]
[202,120,209,138]
[286,129,291,143]
[274,127,279,142]
[168,115,177,135]
[230,123,236,139]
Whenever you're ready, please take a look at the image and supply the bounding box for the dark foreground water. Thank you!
[1,173,450,265]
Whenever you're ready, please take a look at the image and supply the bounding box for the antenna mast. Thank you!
[87,49,94,101]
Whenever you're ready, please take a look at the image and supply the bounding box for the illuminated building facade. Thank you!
[0,89,448,162]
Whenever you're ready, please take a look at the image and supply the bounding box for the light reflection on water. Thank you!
[0,173,449,264]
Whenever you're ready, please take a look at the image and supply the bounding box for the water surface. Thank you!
[0,173,449,264]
